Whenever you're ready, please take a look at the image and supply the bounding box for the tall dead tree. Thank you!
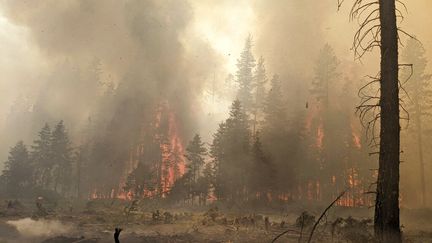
[375,1,400,242]
[340,0,412,242]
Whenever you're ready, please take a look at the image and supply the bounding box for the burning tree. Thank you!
[83,95,188,200]
[118,102,187,199]
[309,44,342,202]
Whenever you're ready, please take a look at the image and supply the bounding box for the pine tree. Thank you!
[211,100,251,202]
[263,75,287,132]
[1,141,33,197]
[310,44,340,201]
[210,122,227,199]
[311,44,340,107]
[199,162,215,205]
[252,56,268,134]
[51,120,73,195]
[168,173,190,203]
[250,134,274,202]
[261,75,295,193]
[31,123,53,189]
[236,35,256,113]
[401,38,432,206]
[185,134,207,204]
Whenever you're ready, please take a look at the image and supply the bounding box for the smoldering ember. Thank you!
[0,1,431,243]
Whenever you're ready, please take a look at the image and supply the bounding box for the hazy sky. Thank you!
[0,0,431,143]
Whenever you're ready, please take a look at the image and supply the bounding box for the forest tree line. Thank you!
[0,121,74,199]
[0,37,430,208]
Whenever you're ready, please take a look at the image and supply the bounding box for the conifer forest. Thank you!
[0,1,431,242]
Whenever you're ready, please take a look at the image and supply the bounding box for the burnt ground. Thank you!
[0,199,431,243]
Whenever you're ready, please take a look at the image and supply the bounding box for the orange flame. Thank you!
[91,101,187,200]
[316,124,324,150]
[351,121,362,149]
[159,103,186,195]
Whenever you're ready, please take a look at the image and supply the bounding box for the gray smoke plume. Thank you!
[0,0,221,157]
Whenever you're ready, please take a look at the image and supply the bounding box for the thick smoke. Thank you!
[251,0,345,115]
[251,0,432,208]
[1,0,432,208]
[7,217,72,238]
[253,0,332,77]
[0,0,221,156]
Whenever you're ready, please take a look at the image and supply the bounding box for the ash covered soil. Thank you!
[0,199,431,243]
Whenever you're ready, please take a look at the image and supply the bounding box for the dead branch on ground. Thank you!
[306,190,348,243]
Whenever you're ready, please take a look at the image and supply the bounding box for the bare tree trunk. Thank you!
[374,0,401,242]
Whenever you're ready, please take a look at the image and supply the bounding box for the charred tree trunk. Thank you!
[374,0,401,242]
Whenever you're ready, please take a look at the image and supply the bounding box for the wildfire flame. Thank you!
[158,103,186,194]
[351,120,362,149]
[90,101,186,200]
[316,123,324,150]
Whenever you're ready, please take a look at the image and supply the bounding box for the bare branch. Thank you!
[307,190,348,243]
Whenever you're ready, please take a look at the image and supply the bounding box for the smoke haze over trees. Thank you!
[0,0,432,221]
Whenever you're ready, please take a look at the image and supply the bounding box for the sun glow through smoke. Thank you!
[189,1,255,130]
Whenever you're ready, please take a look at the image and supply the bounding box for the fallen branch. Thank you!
[271,229,301,243]
[306,189,347,243]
